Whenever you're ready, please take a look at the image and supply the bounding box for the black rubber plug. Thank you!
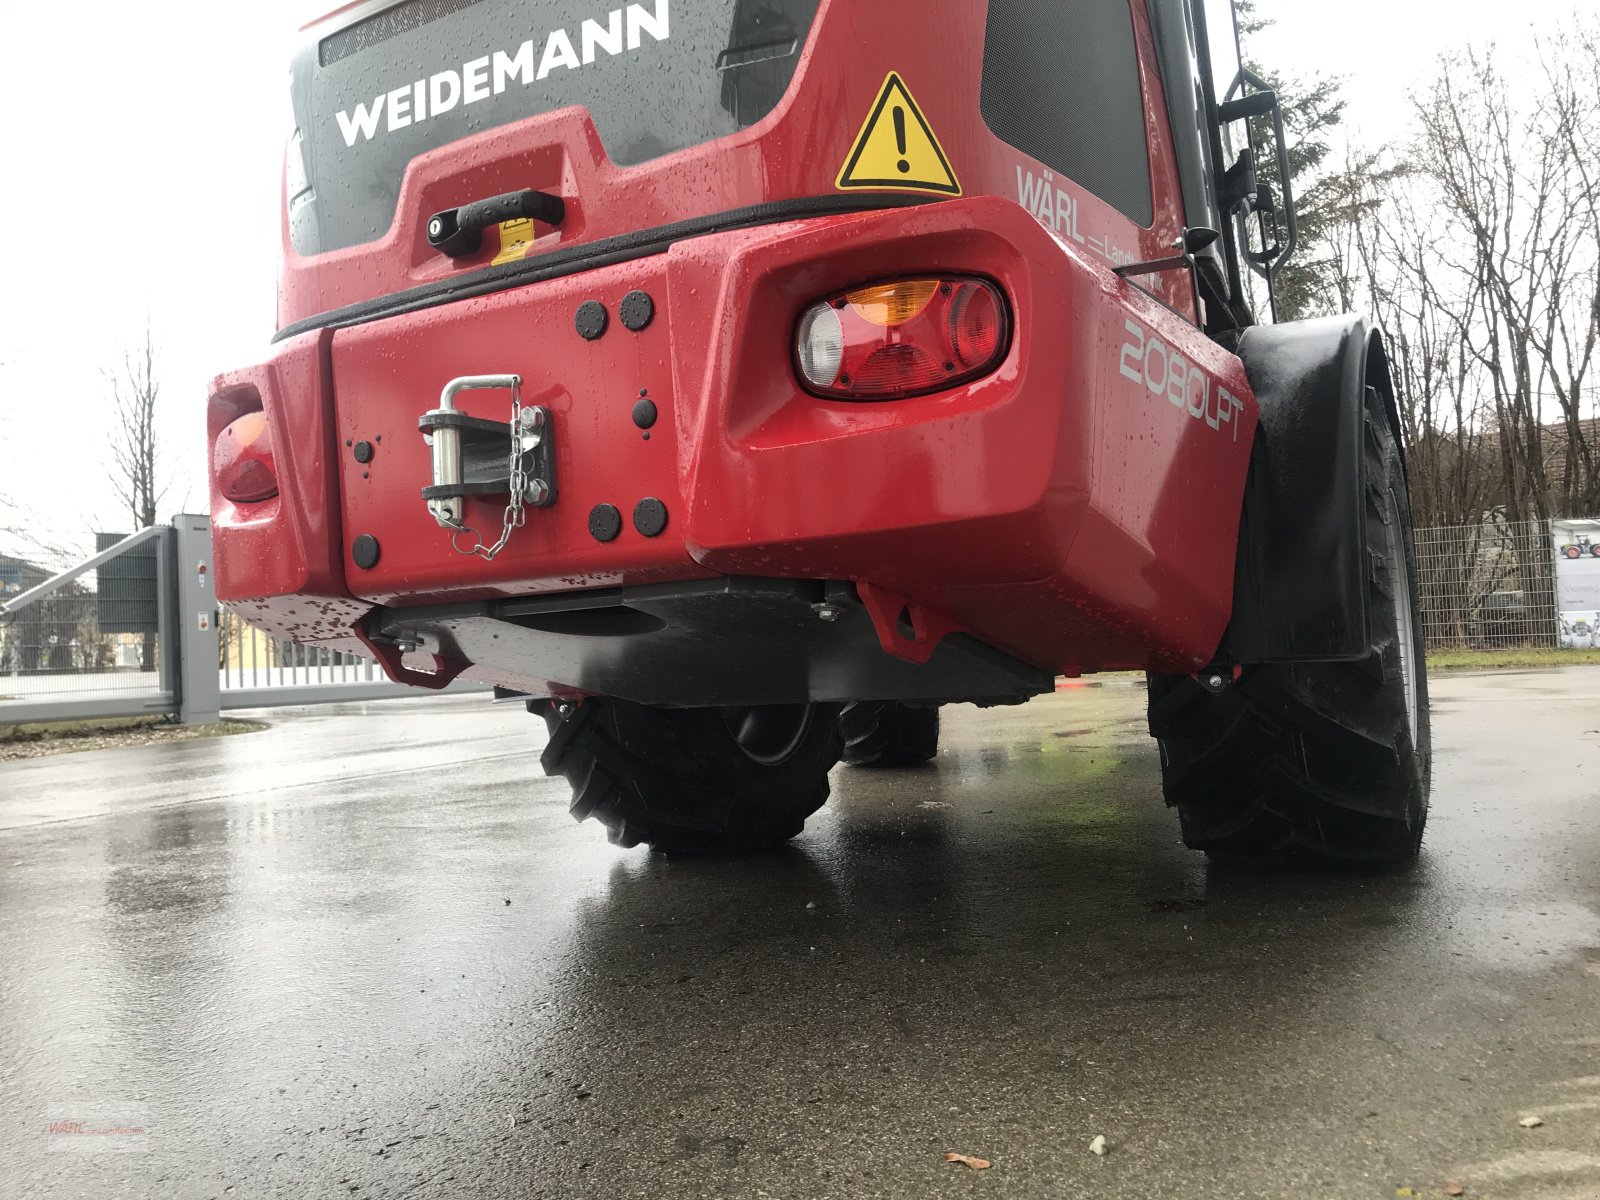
[352,535,381,570]
[589,504,623,543]
[619,290,655,332]
[633,498,668,538]
[575,300,608,341]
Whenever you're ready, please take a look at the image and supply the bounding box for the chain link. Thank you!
[444,379,530,562]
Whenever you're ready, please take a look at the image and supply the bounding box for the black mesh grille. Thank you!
[320,0,487,66]
[980,0,1154,226]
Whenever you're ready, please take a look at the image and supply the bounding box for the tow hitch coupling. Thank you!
[419,374,556,562]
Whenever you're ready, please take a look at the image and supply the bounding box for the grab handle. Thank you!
[426,189,566,258]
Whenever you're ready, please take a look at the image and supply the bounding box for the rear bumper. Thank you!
[209,196,1257,698]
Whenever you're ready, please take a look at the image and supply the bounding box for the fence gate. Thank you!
[2,515,482,726]
[1,524,184,724]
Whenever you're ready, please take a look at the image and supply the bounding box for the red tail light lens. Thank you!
[214,411,279,503]
[795,277,1010,401]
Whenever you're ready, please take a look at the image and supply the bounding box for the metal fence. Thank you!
[219,609,388,691]
[2,516,484,726]
[1413,518,1562,650]
[1,527,177,721]
[1,542,162,700]
[3,512,1587,725]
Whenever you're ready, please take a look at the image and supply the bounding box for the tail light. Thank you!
[214,411,279,503]
[794,276,1010,401]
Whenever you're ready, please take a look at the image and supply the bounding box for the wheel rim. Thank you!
[1385,487,1421,745]
[721,704,815,766]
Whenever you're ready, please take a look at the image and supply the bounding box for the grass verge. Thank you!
[0,716,267,762]
[1428,647,1600,671]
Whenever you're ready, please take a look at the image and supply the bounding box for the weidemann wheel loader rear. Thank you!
[208,0,1430,861]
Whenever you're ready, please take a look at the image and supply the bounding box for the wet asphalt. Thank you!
[1,669,1598,1200]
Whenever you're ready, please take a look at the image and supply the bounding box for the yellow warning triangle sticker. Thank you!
[836,72,962,197]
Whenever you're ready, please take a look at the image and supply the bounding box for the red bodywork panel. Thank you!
[277,1,1195,330]
[210,0,1260,690]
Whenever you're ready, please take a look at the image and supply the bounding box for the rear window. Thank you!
[979,0,1154,226]
[288,0,821,255]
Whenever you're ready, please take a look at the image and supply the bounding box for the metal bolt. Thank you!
[556,702,575,718]
[813,603,846,623]
[395,638,420,653]
[1208,673,1225,689]
[519,407,545,434]
[527,478,551,506]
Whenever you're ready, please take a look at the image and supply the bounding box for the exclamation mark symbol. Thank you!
[893,106,909,174]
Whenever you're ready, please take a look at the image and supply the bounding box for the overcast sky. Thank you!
[0,0,1586,559]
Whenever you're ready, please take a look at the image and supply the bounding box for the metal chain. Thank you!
[446,380,529,562]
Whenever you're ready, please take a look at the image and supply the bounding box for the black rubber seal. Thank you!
[272,194,939,343]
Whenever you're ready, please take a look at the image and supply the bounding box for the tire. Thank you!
[839,702,940,768]
[1147,390,1431,865]
[537,698,842,853]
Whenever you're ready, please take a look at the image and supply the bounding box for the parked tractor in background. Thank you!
[209,0,1430,865]
[1561,535,1600,559]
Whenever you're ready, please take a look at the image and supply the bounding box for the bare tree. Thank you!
[0,490,22,544]
[1317,22,1600,536]
[1541,21,1600,516]
[1312,150,1500,643]
[1409,26,1600,523]
[1318,143,1496,530]
[107,327,167,531]
[104,328,170,671]
[0,490,84,566]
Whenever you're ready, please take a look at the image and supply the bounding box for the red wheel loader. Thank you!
[209,0,1430,862]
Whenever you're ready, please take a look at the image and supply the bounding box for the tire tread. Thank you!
[1148,392,1432,865]
[840,703,940,768]
[538,699,841,853]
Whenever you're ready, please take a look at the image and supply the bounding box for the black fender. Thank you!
[1220,315,1404,663]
